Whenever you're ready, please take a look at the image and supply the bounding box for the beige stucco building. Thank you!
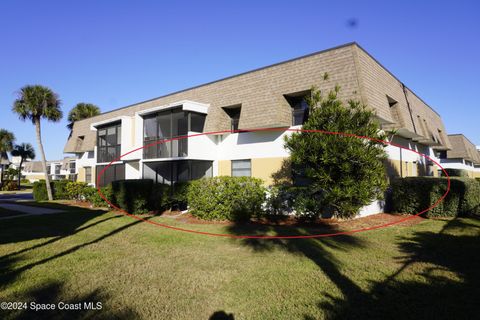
[64,42,451,190]
[439,134,480,178]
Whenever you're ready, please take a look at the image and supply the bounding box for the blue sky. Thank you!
[1,0,479,160]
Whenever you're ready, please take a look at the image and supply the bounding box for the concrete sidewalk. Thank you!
[0,203,65,220]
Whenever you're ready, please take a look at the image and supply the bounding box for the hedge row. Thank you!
[390,177,480,217]
[440,168,468,177]
[32,179,192,214]
[187,176,266,221]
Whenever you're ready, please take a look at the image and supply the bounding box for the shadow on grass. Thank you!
[0,208,150,319]
[0,216,147,291]
[0,202,109,245]
[2,280,138,320]
[315,217,480,320]
[227,222,367,312]
[209,310,235,320]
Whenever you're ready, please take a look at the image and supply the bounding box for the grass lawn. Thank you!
[0,203,478,319]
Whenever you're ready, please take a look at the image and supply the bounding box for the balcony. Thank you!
[143,138,188,159]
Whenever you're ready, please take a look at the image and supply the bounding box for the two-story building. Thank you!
[439,134,480,178]
[64,43,451,189]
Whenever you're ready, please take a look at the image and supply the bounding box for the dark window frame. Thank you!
[96,164,125,187]
[222,105,241,131]
[69,161,76,174]
[142,108,207,159]
[97,121,122,163]
[142,160,213,185]
[285,92,310,126]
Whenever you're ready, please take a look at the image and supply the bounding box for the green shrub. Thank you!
[1,180,18,191]
[441,168,468,177]
[111,179,153,214]
[20,178,30,184]
[150,183,171,211]
[283,85,388,219]
[390,177,480,218]
[65,181,90,200]
[85,185,113,208]
[187,176,266,221]
[52,180,69,199]
[33,180,48,201]
[33,180,70,200]
[171,182,191,211]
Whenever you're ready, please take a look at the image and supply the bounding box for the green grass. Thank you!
[0,203,479,319]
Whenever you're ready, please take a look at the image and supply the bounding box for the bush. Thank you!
[33,180,48,201]
[150,183,171,211]
[85,185,113,208]
[65,181,90,200]
[32,180,70,201]
[441,168,468,177]
[1,180,18,191]
[20,178,30,184]
[390,177,480,217]
[111,179,153,214]
[187,176,266,221]
[283,85,388,219]
[171,182,191,211]
[52,180,69,200]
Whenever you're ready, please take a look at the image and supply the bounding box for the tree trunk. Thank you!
[17,158,23,190]
[35,118,53,200]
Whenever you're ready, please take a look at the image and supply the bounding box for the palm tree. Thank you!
[11,143,35,189]
[67,103,100,131]
[0,129,15,186]
[12,85,62,200]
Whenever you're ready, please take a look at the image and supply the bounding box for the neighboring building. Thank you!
[64,43,451,192]
[0,152,10,182]
[439,134,480,178]
[20,157,77,182]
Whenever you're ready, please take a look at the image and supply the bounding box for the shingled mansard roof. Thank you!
[447,134,480,164]
[65,42,451,153]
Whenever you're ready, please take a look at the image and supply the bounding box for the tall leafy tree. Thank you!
[0,129,15,185]
[11,143,35,189]
[67,103,100,131]
[284,85,388,219]
[12,85,63,200]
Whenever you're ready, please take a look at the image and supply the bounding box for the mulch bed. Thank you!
[54,200,425,230]
[160,211,425,230]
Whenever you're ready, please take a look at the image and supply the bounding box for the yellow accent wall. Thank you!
[218,160,231,176]
[78,167,86,182]
[251,157,288,185]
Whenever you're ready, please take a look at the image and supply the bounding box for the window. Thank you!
[143,160,213,185]
[438,150,447,159]
[85,167,92,183]
[285,93,309,126]
[222,105,241,131]
[97,122,121,163]
[69,161,76,174]
[386,95,398,108]
[55,164,61,175]
[231,159,251,177]
[142,108,206,159]
[96,164,125,187]
[190,112,206,132]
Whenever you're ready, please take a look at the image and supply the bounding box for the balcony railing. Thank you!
[97,145,121,163]
[143,138,188,159]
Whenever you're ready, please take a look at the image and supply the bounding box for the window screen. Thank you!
[231,159,251,177]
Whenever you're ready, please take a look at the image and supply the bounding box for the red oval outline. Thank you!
[96,127,451,239]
